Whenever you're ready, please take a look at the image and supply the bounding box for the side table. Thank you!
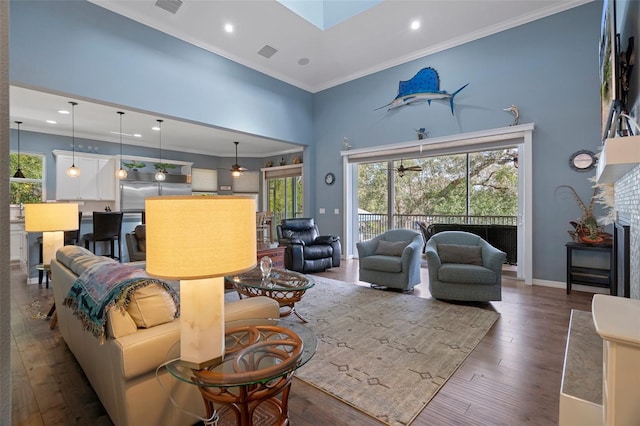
[165,319,317,426]
[35,263,57,329]
[565,242,613,294]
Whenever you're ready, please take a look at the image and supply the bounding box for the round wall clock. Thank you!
[569,150,597,172]
[324,172,336,185]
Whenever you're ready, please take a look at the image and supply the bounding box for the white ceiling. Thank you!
[10,0,592,157]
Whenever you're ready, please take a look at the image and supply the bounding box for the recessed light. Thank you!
[133,133,142,138]
[46,120,57,124]
[410,20,420,30]
[224,23,234,33]
[152,126,160,131]
[298,58,310,66]
[58,109,70,114]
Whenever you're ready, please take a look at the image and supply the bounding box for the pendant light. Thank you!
[13,121,26,179]
[230,141,248,178]
[66,101,81,177]
[115,111,128,179]
[154,119,166,182]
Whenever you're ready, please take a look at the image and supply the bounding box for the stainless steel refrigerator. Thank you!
[120,176,192,213]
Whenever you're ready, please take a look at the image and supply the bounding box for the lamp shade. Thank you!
[145,196,257,279]
[25,203,79,232]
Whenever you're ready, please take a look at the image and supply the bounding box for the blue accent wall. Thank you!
[9,0,314,146]
[9,0,609,283]
[312,2,603,282]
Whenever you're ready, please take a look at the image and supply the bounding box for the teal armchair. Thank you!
[356,229,423,291]
[425,231,506,302]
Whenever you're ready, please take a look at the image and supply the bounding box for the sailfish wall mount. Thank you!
[376,67,468,115]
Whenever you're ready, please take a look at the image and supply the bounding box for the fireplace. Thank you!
[613,217,630,298]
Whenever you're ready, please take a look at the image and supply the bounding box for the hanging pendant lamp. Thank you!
[66,101,81,177]
[115,111,128,179]
[13,121,26,179]
[230,141,248,178]
[154,119,166,182]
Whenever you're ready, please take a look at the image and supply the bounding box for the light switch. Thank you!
[334,208,340,214]
[319,208,325,214]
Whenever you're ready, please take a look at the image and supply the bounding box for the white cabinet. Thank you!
[10,222,24,263]
[592,294,640,425]
[55,152,116,200]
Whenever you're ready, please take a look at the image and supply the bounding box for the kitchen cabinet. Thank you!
[10,222,25,263]
[54,151,116,200]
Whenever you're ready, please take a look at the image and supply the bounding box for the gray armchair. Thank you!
[425,231,506,302]
[356,229,423,291]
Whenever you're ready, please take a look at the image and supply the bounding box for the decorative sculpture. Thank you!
[376,67,468,115]
[504,105,520,126]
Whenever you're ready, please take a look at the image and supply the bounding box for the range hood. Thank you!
[596,135,640,183]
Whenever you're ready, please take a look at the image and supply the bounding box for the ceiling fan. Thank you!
[230,141,248,178]
[395,159,423,177]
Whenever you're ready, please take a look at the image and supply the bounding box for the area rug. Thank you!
[283,277,500,426]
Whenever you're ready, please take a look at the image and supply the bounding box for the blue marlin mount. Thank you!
[377,67,468,115]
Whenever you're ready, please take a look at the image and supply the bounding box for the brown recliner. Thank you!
[125,224,146,261]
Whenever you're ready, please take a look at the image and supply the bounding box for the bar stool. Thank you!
[83,211,124,261]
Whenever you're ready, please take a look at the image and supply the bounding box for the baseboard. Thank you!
[533,278,610,294]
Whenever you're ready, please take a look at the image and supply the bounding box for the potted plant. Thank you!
[122,161,146,171]
[555,185,611,245]
[153,163,177,173]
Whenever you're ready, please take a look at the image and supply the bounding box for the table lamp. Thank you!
[25,203,79,265]
[145,195,256,369]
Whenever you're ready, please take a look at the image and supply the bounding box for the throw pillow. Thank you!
[126,283,178,328]
[437,244,483,265]
[375,240,409,256]
[134,225,146,252]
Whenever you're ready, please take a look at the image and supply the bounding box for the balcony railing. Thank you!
[358,213,517,242]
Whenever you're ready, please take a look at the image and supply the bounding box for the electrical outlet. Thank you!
[319,208,325,214]
[334,208,339,214]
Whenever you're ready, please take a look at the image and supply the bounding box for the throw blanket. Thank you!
[63,262,179,343]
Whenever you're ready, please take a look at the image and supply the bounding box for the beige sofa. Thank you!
[51,245,279,426]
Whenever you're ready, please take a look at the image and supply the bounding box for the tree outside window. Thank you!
[9,152,44,204]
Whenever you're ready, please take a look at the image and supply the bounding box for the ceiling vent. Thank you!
[257,45,278,59]
[154,0,183,14]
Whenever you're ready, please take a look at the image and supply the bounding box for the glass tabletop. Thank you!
[225,267,315,292]
[165,319,317,388]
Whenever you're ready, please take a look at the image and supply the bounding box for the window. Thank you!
[264,165,303,223]
[9,152,44,204]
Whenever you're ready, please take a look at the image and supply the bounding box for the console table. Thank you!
[257,243,285,269]
[565,242,613,294]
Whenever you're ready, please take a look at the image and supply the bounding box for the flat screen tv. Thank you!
[599,0,621,141]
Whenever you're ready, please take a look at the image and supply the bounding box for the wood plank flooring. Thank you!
[10,260,593,425]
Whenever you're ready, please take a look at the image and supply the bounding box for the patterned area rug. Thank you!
[284,277,499,426]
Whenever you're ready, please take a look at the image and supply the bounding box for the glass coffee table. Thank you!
[165,319,317,426]
[225,267,315,322]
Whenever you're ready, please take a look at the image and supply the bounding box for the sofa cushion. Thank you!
[360,255,403,273]
[437,244,483,265]
[126,283,179,329]
[57,245,117,276]
[107,307,138,338]
[375,240,409,256]
[438,263,496,284]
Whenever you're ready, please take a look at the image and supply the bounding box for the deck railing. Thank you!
[358,213,517,242]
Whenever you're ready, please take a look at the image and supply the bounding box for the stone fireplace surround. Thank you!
[613,165,640,299]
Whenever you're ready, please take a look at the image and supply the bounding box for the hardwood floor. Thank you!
[10,260,594,425]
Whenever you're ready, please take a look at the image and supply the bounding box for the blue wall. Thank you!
[312,2,603,282]
[9,0,314,146]
[9,0,606,283]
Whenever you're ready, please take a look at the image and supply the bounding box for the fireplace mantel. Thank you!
[596,135,640,183]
